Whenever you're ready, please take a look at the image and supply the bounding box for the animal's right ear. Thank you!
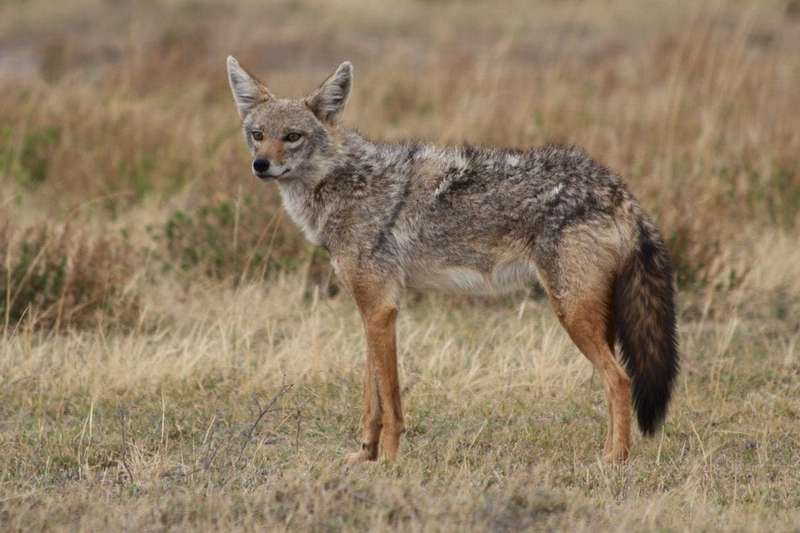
[227,56,273,119]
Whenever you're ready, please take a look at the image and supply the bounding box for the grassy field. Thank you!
[2,0,800,530]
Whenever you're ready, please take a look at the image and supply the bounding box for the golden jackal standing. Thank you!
[226,57,679,463]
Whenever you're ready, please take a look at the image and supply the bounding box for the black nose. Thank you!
[252,159,270,173]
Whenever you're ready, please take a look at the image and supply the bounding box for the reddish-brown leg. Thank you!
[553,296,632,463]
[346,279,404,465]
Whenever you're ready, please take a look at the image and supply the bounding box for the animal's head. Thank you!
[226,56,352,183]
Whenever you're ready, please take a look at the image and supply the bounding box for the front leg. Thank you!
[346,276,405,465]
[346,349,382,465]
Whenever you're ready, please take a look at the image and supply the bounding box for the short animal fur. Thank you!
[226,57,679,463]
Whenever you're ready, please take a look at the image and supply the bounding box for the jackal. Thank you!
[226,57,679,464]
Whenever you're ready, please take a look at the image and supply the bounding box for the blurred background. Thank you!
[2,2,800,529]
[0,0,798,325]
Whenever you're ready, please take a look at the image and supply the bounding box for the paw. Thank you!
[344,443,378,468]
[602,448,630,464]
[345,450,373,467]
[603,438,613,456]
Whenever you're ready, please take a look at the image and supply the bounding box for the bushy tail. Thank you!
[613,218,680,435]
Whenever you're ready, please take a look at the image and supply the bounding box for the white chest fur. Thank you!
[278,182,323,246]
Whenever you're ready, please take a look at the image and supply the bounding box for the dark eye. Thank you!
[284,132,303,143]
[251,131,263,141]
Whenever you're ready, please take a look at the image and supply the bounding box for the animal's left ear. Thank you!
[305,61,352,124]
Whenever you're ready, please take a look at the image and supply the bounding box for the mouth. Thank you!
[254,168,290,180]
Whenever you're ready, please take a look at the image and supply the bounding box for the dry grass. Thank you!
[1,0,799,530]
[2,271,799,530]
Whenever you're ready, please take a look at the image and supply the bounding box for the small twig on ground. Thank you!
[294,407,302,451]
[117,406,135,484]
[201,427,227,472]
[220,384,294,486]
[232,384,293,467]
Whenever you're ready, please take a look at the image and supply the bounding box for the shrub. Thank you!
[0,222,140,330]
[150,196,309,283]
[0,124,62,189]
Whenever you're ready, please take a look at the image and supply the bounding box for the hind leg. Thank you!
[552,294,632,463]
[603,385,615,457]
[604,315,617,457]
[534,225,632,462]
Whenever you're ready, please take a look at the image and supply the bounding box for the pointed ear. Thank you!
[305,61,353,124]
[227,56,273,119]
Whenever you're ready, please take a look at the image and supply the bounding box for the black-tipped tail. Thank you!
[613,218,680,435]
